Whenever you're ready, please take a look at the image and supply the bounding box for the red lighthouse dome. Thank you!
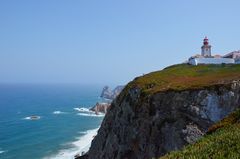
[203,36,209,45]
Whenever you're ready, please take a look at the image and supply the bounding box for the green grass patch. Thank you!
[127,64,240,95]
[160,109,240,159]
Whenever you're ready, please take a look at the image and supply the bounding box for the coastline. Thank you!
[44,127,99,159]
[0,84,103,159]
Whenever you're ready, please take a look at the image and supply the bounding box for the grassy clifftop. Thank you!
[127,64,240,95]
[160,109,240,159]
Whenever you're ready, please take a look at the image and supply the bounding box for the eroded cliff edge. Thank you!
[82,64,240,159]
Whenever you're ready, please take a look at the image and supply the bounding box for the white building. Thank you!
[189,37,236,65]
[189,57,235,65]
[223,51,240,59]
[223,51,240,64]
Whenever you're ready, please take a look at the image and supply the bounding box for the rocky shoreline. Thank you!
[90,102,111,114]
[87,86,125,115]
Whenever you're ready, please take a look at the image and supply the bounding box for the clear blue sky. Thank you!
[0,0,240,85]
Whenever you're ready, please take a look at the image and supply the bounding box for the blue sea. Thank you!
[0,84,105,159]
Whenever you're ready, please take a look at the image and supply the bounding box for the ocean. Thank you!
[0,84,105,159]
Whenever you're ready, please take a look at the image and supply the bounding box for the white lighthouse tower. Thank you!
[201,37,211,57]
[189,37,235,65]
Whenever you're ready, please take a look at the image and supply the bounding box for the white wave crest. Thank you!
[77,113,105,117]
[74,107,91,113]
[78,131,88,135]
[23,116,41,120]
[43,127,99,159]
[53,111,67,114]
[0,148,6,154]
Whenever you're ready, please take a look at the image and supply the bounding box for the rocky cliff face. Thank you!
[100,86,112,99]
[90,102,111,114]
[85,80,240,159]
[101,86,124,100]
[77,64,240,159]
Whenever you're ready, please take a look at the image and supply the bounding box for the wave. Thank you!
[53,111,67,114]
[77,113,105,117]
[43,127,99,159]
[78,131,88,135]
[74,107,92,113]
[0,148,6,154]
[74,107,105,117]
[23,116,41,120]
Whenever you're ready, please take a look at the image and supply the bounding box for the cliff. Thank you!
[80,64,240,159]
[101,86,124,100]
[161,109,240,158]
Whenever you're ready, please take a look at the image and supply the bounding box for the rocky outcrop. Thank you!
[83,80,240,159]
[112,86,125,98]
[101,86,124,100]
[101,86,112,99]
[90,102,111,114]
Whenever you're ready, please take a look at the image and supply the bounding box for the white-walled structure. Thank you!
[223,51,240,64]
[188,37,239,65]
[189,57,235,65]
[236,59,240,64]
[223,51,240,59]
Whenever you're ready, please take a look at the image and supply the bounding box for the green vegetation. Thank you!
[127,64,240,95]
[160,109,240,159]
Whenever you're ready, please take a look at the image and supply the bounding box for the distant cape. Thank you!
[100,85,124,100]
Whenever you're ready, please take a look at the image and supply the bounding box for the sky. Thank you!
[0,0,240,85]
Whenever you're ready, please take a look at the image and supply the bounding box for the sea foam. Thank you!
[77,113,105,117]
[0,150,4,154]
[74,107,105,117]
[44,127,99,159]
[74,107,91,113]
[53,111,67,114]
[23,116,41,120]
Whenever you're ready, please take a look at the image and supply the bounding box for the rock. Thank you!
[90,102,111,114]
[112,86,125,98]
[84,80,240,159]
[100,85,124,100]
[75,154,88,159]
[101,86,113,100]
[182,123,204,144]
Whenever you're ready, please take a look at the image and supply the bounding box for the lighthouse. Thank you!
[189,37,236,65]
[201,37,211,57]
